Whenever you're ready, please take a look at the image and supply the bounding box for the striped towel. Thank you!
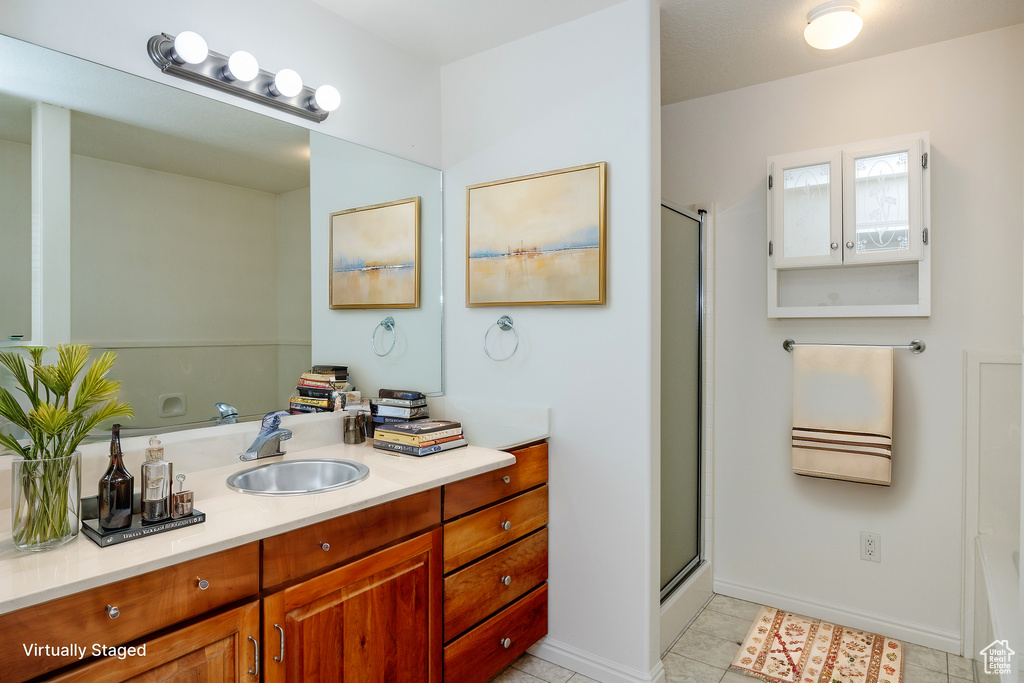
[792,345,894,486]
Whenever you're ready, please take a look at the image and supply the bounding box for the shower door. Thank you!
[660,203,702,600]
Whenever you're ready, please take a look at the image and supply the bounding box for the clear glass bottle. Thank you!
[98,424,134,530]
[141,436,172,523]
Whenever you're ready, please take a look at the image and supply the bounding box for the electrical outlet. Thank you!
[860,532,881,562]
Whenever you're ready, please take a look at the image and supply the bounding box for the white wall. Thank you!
[0,0,441,166]
[663,26,1024,651]
[441,1,663,680]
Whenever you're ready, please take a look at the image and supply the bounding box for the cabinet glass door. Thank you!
[842,137,923,264]
[769,150,842,268]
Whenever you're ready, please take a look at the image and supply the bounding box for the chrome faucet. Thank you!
[241,410,292,461]
[214,402,239,424]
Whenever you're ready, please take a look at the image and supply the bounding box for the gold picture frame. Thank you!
[466,162,607,306]
[329,197,420,309]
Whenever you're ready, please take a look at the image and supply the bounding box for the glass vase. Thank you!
[11,451,82,552]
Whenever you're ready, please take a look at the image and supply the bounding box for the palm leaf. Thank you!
[28,404,78,437]
[0,431,27,455]
[72,353,121,412]
[0,350,38,406]
[54,344,90,397]
[0,387,30,431]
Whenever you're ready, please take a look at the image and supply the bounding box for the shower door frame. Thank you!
[659,200,706,603]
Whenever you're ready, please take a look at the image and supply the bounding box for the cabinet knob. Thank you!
[106,604,119,619]
[830,242,839,250]
[501,575,512,586]
[197,577,210,591]
[499,521,512,532]
[319,542,330,552]
[846,241,854,249]
[502,475,511,484]
[500,637,512,649]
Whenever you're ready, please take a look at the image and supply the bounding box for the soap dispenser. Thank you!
[141,436,173,523]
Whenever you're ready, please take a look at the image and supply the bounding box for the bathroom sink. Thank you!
[226,458,370,496]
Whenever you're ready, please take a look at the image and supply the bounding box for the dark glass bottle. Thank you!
[99,424,134,530]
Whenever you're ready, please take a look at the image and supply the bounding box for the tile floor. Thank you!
[492,594,977,683]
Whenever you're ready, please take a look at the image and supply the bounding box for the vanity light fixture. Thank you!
[148,32,340,122]
[803,0,863,50]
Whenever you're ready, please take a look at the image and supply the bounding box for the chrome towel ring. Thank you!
[484,315,518,361]
[372,316,396,357]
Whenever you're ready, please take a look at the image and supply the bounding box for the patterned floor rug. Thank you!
[729,606,904,683]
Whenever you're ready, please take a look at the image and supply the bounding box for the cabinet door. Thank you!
[263,528,442,683]
[842,136,924,265]
[43,601,260,683]
[769,148,843,269]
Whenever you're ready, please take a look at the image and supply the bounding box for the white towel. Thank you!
[792,345,894,486]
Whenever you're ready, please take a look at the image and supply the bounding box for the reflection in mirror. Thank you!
[0,33,443,440]
[0,93,32,342]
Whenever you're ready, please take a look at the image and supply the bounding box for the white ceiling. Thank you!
[311,0,1024,105]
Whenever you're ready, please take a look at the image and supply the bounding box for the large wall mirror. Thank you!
[0,33,442,438]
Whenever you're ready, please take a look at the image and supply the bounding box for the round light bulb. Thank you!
[804,1,863,50]
[225,51,259,82]
[172,31,208,65]
[272,69,303,97]
[312,85,341,112]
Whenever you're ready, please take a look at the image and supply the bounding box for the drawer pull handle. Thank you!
[500,521,512,532]
[106,604,119,619]
[248,636,259,676]
[502,475,511,484]
[274,623,285,663]
[501,575,512,586]
[197,577,210,590]
[319,541,331,552]
[500,637,512,649]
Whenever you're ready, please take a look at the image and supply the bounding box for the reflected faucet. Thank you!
[241,410,292,461]
[214,402,239,424]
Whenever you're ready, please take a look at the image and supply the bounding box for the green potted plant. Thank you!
[0,345,133,551]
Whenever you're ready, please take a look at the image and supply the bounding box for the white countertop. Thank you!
[0,440,515,615]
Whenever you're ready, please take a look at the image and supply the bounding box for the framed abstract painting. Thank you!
[466,162,606,306]
[329,197,420,309]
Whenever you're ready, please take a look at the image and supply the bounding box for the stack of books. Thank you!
[290,365,351,414]
[371,389,430,425]
[372,420,466,457]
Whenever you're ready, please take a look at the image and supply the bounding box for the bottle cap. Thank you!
[146,436,164,462]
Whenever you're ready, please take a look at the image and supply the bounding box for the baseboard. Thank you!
[714,577,961,654]
[529,637,666,683]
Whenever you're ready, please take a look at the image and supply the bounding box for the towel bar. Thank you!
[783,339,925,354]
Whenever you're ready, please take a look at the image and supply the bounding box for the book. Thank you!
[378,389,425,400]
[373,419,461,435]
[289,403,328,414]
[82,510,206,547]
[375,397,428,408]
[373,426,463,445]
[372,415,430,425]
[290,396,330,409]
[372,437,468,457]
[310,365,348,379]
[297,386,336,400]
[374,404,429,419]
[301,372,348,383]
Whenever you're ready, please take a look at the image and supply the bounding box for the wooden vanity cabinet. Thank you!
[262,528,443,682]
[441,442,549,683]
[42,601,260,683]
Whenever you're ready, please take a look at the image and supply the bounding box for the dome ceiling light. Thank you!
[804,1,863,50]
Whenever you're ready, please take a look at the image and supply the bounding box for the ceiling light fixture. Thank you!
[147,32,339,122]
[804,0,863,50]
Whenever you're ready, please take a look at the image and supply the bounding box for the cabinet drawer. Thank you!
[444,528,547,641]
[1,542,258,682]
[262,487,441,588]
[444,442,548,520]
[443,584,548,683]
[43,600,260,682]
[443,486,547,573]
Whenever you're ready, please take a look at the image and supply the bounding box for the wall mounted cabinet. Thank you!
[767,133,931,317]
